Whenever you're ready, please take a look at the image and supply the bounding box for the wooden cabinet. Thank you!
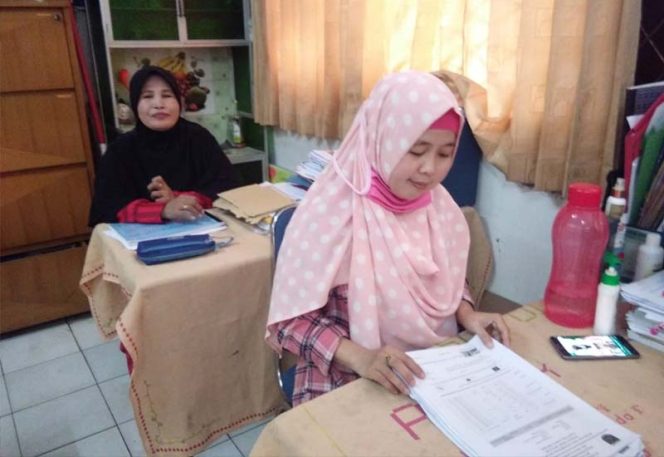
[102,0,247,45]
[0,0,94,333]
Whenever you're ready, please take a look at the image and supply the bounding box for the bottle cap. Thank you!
[567,183,602,208]
[603,251,621,267]
[611,178,625,198]
[645,232,662,247]
[601,266,620,286]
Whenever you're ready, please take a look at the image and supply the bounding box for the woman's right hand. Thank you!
[148,175,175,203]
[162,195,204,221]
[335,339,425,395]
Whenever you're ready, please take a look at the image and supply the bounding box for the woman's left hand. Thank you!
[148,176,174,202]
[456,301,511,348]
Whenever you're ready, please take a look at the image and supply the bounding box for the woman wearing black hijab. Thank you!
[89,66,239,225]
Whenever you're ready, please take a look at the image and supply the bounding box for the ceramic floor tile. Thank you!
[99,375,133,424]
[41,427,130,457]
[0,323,79,373]
[197,438,242,457]
[230,423,267,457]
[0,415,20,457]
[228,416,273,438]
[118,420,146,457]
[68,314,113,350]
[5,353,95,412]
[83,341,128,383]
[13,386,114,457]
[0,376,11,416]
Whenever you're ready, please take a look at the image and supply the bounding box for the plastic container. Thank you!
[544,183,609,327]
[633,233,664,281]
[604,178,626,219]
[593,266,620,335]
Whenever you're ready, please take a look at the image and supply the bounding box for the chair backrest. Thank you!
[271,205,297,266]
[270,205,298,405]
[442,121,482,207]
[461,206,493,307]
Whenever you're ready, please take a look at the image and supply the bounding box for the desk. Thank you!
[80,217,285,457]
[251,303,664,457]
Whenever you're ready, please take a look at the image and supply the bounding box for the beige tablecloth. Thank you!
[80,218,285,456]
[251,303,664,457]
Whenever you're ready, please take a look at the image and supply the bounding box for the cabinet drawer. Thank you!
[0,166,91,250]
[0,91,86,173]
[0,8,74,92]
[0,244,89,334]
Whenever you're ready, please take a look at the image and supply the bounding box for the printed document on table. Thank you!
[407,336,642,457]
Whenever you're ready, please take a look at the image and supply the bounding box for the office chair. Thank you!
[271,205,298,405]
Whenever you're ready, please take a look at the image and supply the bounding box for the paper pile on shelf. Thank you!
[622,271,664,352]
[407,336,643,457]
[213,183,295,234]
[105,215,227,250]
[294,149,332,183]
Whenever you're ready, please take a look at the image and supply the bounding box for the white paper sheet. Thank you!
[407,336,642,457]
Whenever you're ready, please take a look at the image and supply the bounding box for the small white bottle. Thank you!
[633,233,664,281]
[593,266,620,335]
[605,178,626,219]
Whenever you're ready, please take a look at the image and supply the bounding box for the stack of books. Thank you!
[623,270,664,352]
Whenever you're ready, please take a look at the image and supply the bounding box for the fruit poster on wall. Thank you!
[110,48,236,142]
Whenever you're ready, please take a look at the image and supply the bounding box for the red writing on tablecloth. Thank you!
[596,403,651,456]
[540,363,561,378]
[390,402,427,440]
[596,403,645,424]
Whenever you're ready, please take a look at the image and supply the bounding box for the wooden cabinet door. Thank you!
[0,245,89,334]
[0,8,74,92]
[0,91,87,173]
[0,166,91,251]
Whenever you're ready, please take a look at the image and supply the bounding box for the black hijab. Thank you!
[88,67,239,225]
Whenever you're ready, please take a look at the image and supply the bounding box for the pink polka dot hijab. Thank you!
[266,71,470,352]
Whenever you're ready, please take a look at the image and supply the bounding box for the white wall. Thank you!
[474,160,563,304]
[271,128,563,305]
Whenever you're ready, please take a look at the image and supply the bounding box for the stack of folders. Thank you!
[213,183,295,234]
[407,336,643,457]
[106,214,227,250]
[623,271,664,352]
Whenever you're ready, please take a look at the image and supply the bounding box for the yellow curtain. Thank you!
[251,0,641,192]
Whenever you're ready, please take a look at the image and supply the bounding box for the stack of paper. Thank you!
[295,149,332,182]
[213,183,295,233]
[622,271,664,352]
[407,336,643,457]
[105,214,226,250]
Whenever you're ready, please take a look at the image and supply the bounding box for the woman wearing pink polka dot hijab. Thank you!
[266,71,510,406]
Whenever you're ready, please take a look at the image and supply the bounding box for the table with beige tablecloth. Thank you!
[251,303,664,457]
[80,217,285,457]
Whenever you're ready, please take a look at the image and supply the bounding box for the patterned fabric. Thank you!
[276,285,358,406]
[116,191,212,223]
[267,71,470,353]
[279,283,475,405]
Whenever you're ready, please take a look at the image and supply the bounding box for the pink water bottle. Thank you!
[544,183,609,327]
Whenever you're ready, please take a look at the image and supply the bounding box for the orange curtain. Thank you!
[251,0,641,192]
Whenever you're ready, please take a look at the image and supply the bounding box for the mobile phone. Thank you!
[549,335,640,360]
